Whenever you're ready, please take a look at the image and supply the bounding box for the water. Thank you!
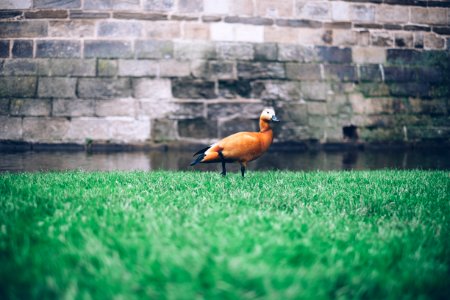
[0,149,449,172]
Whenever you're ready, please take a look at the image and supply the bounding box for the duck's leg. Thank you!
[218,151,226,176]
[240,161,247,178]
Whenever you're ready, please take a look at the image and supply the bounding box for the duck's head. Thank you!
[260,108,280,123]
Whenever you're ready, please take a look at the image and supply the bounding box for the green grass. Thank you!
[0,170,449,300]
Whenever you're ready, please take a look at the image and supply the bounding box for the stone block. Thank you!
[0,21,48,38]
[169,102,204,120]
[389,83,430,99]
[326,65,357,83]
[386,49,421,65]
[78,78,131,99]
[237,62,285,79]
[0,0,31,9]
[424,33,445,49]
[117,59,158,77]
[152,118,177,142]
[113,12,168,20]
[34,0,80,8]
[133,79,172,99]
[108,118,150,142]
[0,40,9,58]
[254,43,277,61]
[10,99,50,116]
[145,21,180,39]
[331,1,350,21]
[48,20,95,38]
[286,63,322,81]
[252,80,302,101]
[174,41,216,60]
[414,32,424,49]
[350,4,375,22]
[0,76,36,98]
[394,32,413,48]
[256,0,292,17]
[23,117,70,142]
[65,117,109,142]
[296,1,330,20]
[172,79,216,99]
[159,60,191,77]
[95,98,136,117]
[370,31,393,47]
[264,26,299,44]
[225,16,273,26]
[359,64,382,82]
[25,10,68,18]
[216,42,253,60]
[204,0,228,14]
[301,81,330,101]
[307,101,327,115]
[69,11,110,19]
[135,40,173,59]
[84,40,133,58]
[192,61,234,79]
[219,80,252,98]
[12,40,33,58]
[411,7,447,25]
[352,47,386,64]
[317,46,352,63]
[97,59,118,76]
[183,23,210,40]
[297,29,331,46]
[45,59,95,76]
[0,59,39,76]
[0,99,9,115]
[178,0,202,13]
[278,44,317,62]
[207,102,265,120]
[138,100,174,118]
[358,83,390,97]
[144,0,175,11]
[97,21,142,38]
[277,102,308,125]
[36,40,81,58]
[219,118,257,138]
[375,4,409,23]
[179,118,217,139]
[83,0,140,10]
[383,66,416,83]
[228,0,253,16]
[52,99,95,117]
[0,116,22,140]
[38,77,76,98]
[333,30,358,46]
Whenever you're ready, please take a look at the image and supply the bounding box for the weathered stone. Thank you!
[0,59,38,75]
[179,118,217,139]
[389,83,430,98]
[0,76,36,98]
[38,77,76,98]
[23,117,70,142]
[33,0,80,8]
[152,118,177,142]
[237,62,285,79]
[301,81,331,101]
[0,40,9,58]
[383,66,416,82]
[0,99,9,115]
[192,61,234,80]
[286,63,321,81]
[219,80,252,98]
[84,40,133,58]
[172,79,216,99]
[24,10,68,18]
[202,16,222,22]
[97,59,117,76]
[254,43,277,61]
[276,102,308,125]
[352,47,386,64]
[135,40,173,59]
[0,1,31,9]
[411,7,448,25]
[375,4,409,23]
[358,83,390,97]
[225,16,273,26]
[113,12,168,20]
[10,99,50,116]
[97,21,142,38]
[95,98,136,117]
[384,24,402,30]
[0,116,22,140]
[174,41,216,60]
[46,59,96,76]
[252,80,302,101]
[432,27,450,35]
[275,19,322,28]
[386,49,421,65]
[216,42,253,60]
[69,11,110,19]
[52,99,95,117]
[394,32,414,48]
[264,26,299,44]
[145,21,180,39]
[332,30,358,46]
[325,65,357,82]
[0,21,48,38]
[424,33,445,49]
[159,60,191,77]
[183,22,210,40]
[359,64,382,82]
[207,102,265,120]
[83,0,140,10]
[12,40,33,58]
[178,0,202,13]
[169,102,204,120]
[144,0,174,11]
[296,2,330,20]
[414,32,424,49]
[404,25,431,32]
[219,118,257,138]
[317,46,352,63]
[78,78,131,99]
[370,31,393,47]
[307,101,327,115]
[117,59,158,77]
[350,4,375,22]
[36,40,81,58]
[133,79,172,99]
[48,20,96,38]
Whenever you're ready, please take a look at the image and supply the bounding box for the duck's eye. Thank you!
[266,111,269,114]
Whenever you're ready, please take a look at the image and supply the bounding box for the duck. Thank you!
[190,108,280,177]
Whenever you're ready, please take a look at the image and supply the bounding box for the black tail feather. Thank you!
[193,146,211,157]
[190,153,206,166]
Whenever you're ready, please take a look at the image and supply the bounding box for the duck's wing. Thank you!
[218,132,262,161]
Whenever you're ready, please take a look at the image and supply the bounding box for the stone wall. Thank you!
[0,0,449,148]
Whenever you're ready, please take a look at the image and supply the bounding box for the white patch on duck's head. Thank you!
[260,108,279,122]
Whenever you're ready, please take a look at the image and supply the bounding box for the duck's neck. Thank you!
[259,119,272,133]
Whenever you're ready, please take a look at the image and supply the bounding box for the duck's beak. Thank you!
[271,115,280,122]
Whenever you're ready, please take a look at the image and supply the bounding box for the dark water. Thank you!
[0,149,449,172]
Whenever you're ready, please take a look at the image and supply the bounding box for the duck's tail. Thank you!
[190,146,210,166]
